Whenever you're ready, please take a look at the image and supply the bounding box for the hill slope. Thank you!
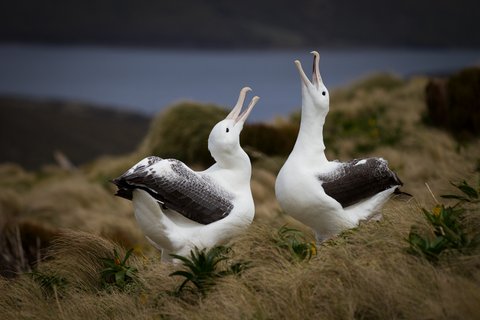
[1,74,479,319]
[0,96,150,169]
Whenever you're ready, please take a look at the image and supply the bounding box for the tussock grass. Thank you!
[0,218,57,278]
[139,102,228,168]
[2,203,479,319]
[1,73,480,319]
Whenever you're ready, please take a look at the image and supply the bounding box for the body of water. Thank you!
[0,44,479,122]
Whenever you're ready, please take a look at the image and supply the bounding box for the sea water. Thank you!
[0,44,479,122]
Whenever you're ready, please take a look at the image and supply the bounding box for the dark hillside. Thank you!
[0,97,150,169]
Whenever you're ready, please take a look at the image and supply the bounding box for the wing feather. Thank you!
[318,158,402,208]
[111,158,234,224]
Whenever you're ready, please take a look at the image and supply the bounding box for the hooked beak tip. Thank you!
[235,95,259,125]
[294,60,310,86]
[311,50,322,86]
[227,86,252,120]
[227,87,259,125]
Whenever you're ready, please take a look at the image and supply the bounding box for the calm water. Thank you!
[0,44,479,122]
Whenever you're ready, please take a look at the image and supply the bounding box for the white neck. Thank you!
[291,98,329,164]
[207,145,252,186]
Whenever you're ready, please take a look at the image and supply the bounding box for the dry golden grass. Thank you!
[1,203,479,319]
[1,73,479,319]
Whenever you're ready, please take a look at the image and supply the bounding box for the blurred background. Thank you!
[1,3,480,313]
[1,0,480,169]
[0,0,479,167]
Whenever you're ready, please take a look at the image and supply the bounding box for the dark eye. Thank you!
[226,128,230,133]
[322,91,326,96]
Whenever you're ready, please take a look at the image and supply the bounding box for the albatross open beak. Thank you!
[226,87,260,125]
[294,51,323,88]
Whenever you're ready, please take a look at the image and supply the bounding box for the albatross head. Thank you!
[295,51,329,116]
[208,87,259,161]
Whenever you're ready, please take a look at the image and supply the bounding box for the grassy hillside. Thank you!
[1,74,479,319]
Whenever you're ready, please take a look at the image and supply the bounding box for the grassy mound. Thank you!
[139,102,228,168]
[1,73,480,319]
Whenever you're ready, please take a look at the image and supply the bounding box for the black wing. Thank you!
[111,158,234,225]
[318,158,402,208]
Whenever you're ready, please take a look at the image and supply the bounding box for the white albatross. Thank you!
[112,87,259,260]
[275,51,404,242]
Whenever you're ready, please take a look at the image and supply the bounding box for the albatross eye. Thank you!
[226,128,230,133]
[322,91,326,96]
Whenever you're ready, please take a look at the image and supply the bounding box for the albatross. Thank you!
[275,51,404,242]
[112,87,259,260]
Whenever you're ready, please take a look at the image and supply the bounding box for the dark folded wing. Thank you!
[111,158,234,225]
[318,158,402,208]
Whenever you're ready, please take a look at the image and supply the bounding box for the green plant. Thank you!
[408,204,468,261]
[169,246,249,295]
[275,226,316,262]
[441,180,479,205]
[100,248,138,289]
[407,179,478,261]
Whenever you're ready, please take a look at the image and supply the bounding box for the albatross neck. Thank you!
[292,104,328,163]
[210,145,252,182]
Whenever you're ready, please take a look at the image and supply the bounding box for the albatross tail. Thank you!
[344,186,398,222]
[132,189,179,253]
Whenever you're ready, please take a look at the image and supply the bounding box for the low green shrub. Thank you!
[275,225,316,262]
[100,248,138,290]
[407,178,479,261]
[169,246,250,296]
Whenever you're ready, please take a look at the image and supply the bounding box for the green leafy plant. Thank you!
[275,226,316,262]
[408,205,468,261]
[408,179,478,261]
[169,246,249,295]
[441,180,479,205]
[100,248,138,289]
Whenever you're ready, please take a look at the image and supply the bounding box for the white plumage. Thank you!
[112,87,259,260]
[275,52,403,242]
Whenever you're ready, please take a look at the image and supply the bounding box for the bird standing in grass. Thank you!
[112,87,259,261]
[275,52,403,242]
